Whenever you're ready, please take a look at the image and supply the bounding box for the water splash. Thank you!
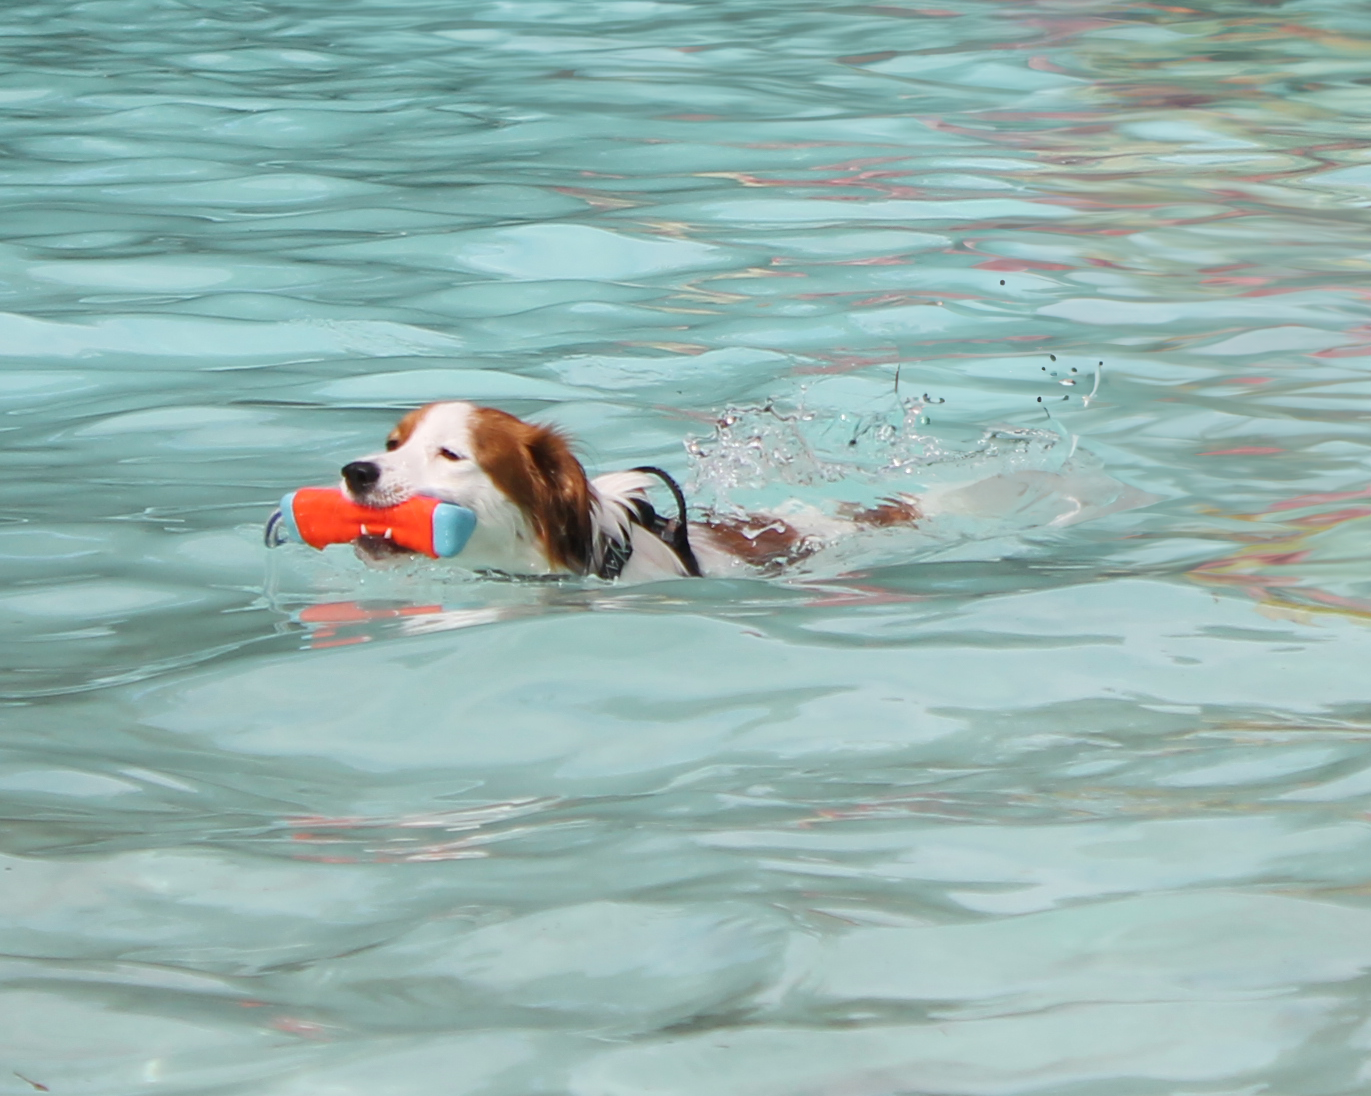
[683,391,1158,574]
[685,393,1068,517]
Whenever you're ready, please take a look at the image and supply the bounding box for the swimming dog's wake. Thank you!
[686,395,1157,575]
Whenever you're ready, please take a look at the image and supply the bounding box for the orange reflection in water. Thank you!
[1190,486,1371,623]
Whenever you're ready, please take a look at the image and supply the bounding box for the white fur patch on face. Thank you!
[348,401,483,507]
[345,401,552,573]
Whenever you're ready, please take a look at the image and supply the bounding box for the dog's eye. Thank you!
[438,447,466,462]
[385,438,399,452]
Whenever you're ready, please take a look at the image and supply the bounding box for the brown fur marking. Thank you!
[471,407,595,573]
[840,496,922,527]
[706,495,921,570]
[388,403,436,449]
[702,518,814,569]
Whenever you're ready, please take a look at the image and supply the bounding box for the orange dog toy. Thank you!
[264,487,477,558]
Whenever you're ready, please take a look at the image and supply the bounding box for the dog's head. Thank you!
[341,401,596,572]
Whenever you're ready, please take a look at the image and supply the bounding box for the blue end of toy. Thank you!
[431,502,478,557]
[264,491,300,548]
[278,491,302,542]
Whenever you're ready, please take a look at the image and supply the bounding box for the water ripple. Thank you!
[5,1,1371,1092]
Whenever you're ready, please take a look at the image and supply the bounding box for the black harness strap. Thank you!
[594,466,703,580]
[596,532,635,581]
[630,465,703,577]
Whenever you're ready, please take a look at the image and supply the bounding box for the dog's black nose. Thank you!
[342,461,381,495]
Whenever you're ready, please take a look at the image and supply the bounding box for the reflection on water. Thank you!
[5,0,1371,1092]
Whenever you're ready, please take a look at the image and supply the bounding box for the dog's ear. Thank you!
[472,408,594,573]
[524,424,594,572]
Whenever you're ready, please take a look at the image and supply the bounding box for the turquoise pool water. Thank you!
[5,0,1371,1091]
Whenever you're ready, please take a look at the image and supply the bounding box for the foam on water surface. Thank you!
[5,0,1371,1093]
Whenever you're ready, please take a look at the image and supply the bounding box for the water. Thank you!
[4,0,1371,1091]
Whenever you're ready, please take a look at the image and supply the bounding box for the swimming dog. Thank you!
[339,400,920,580]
